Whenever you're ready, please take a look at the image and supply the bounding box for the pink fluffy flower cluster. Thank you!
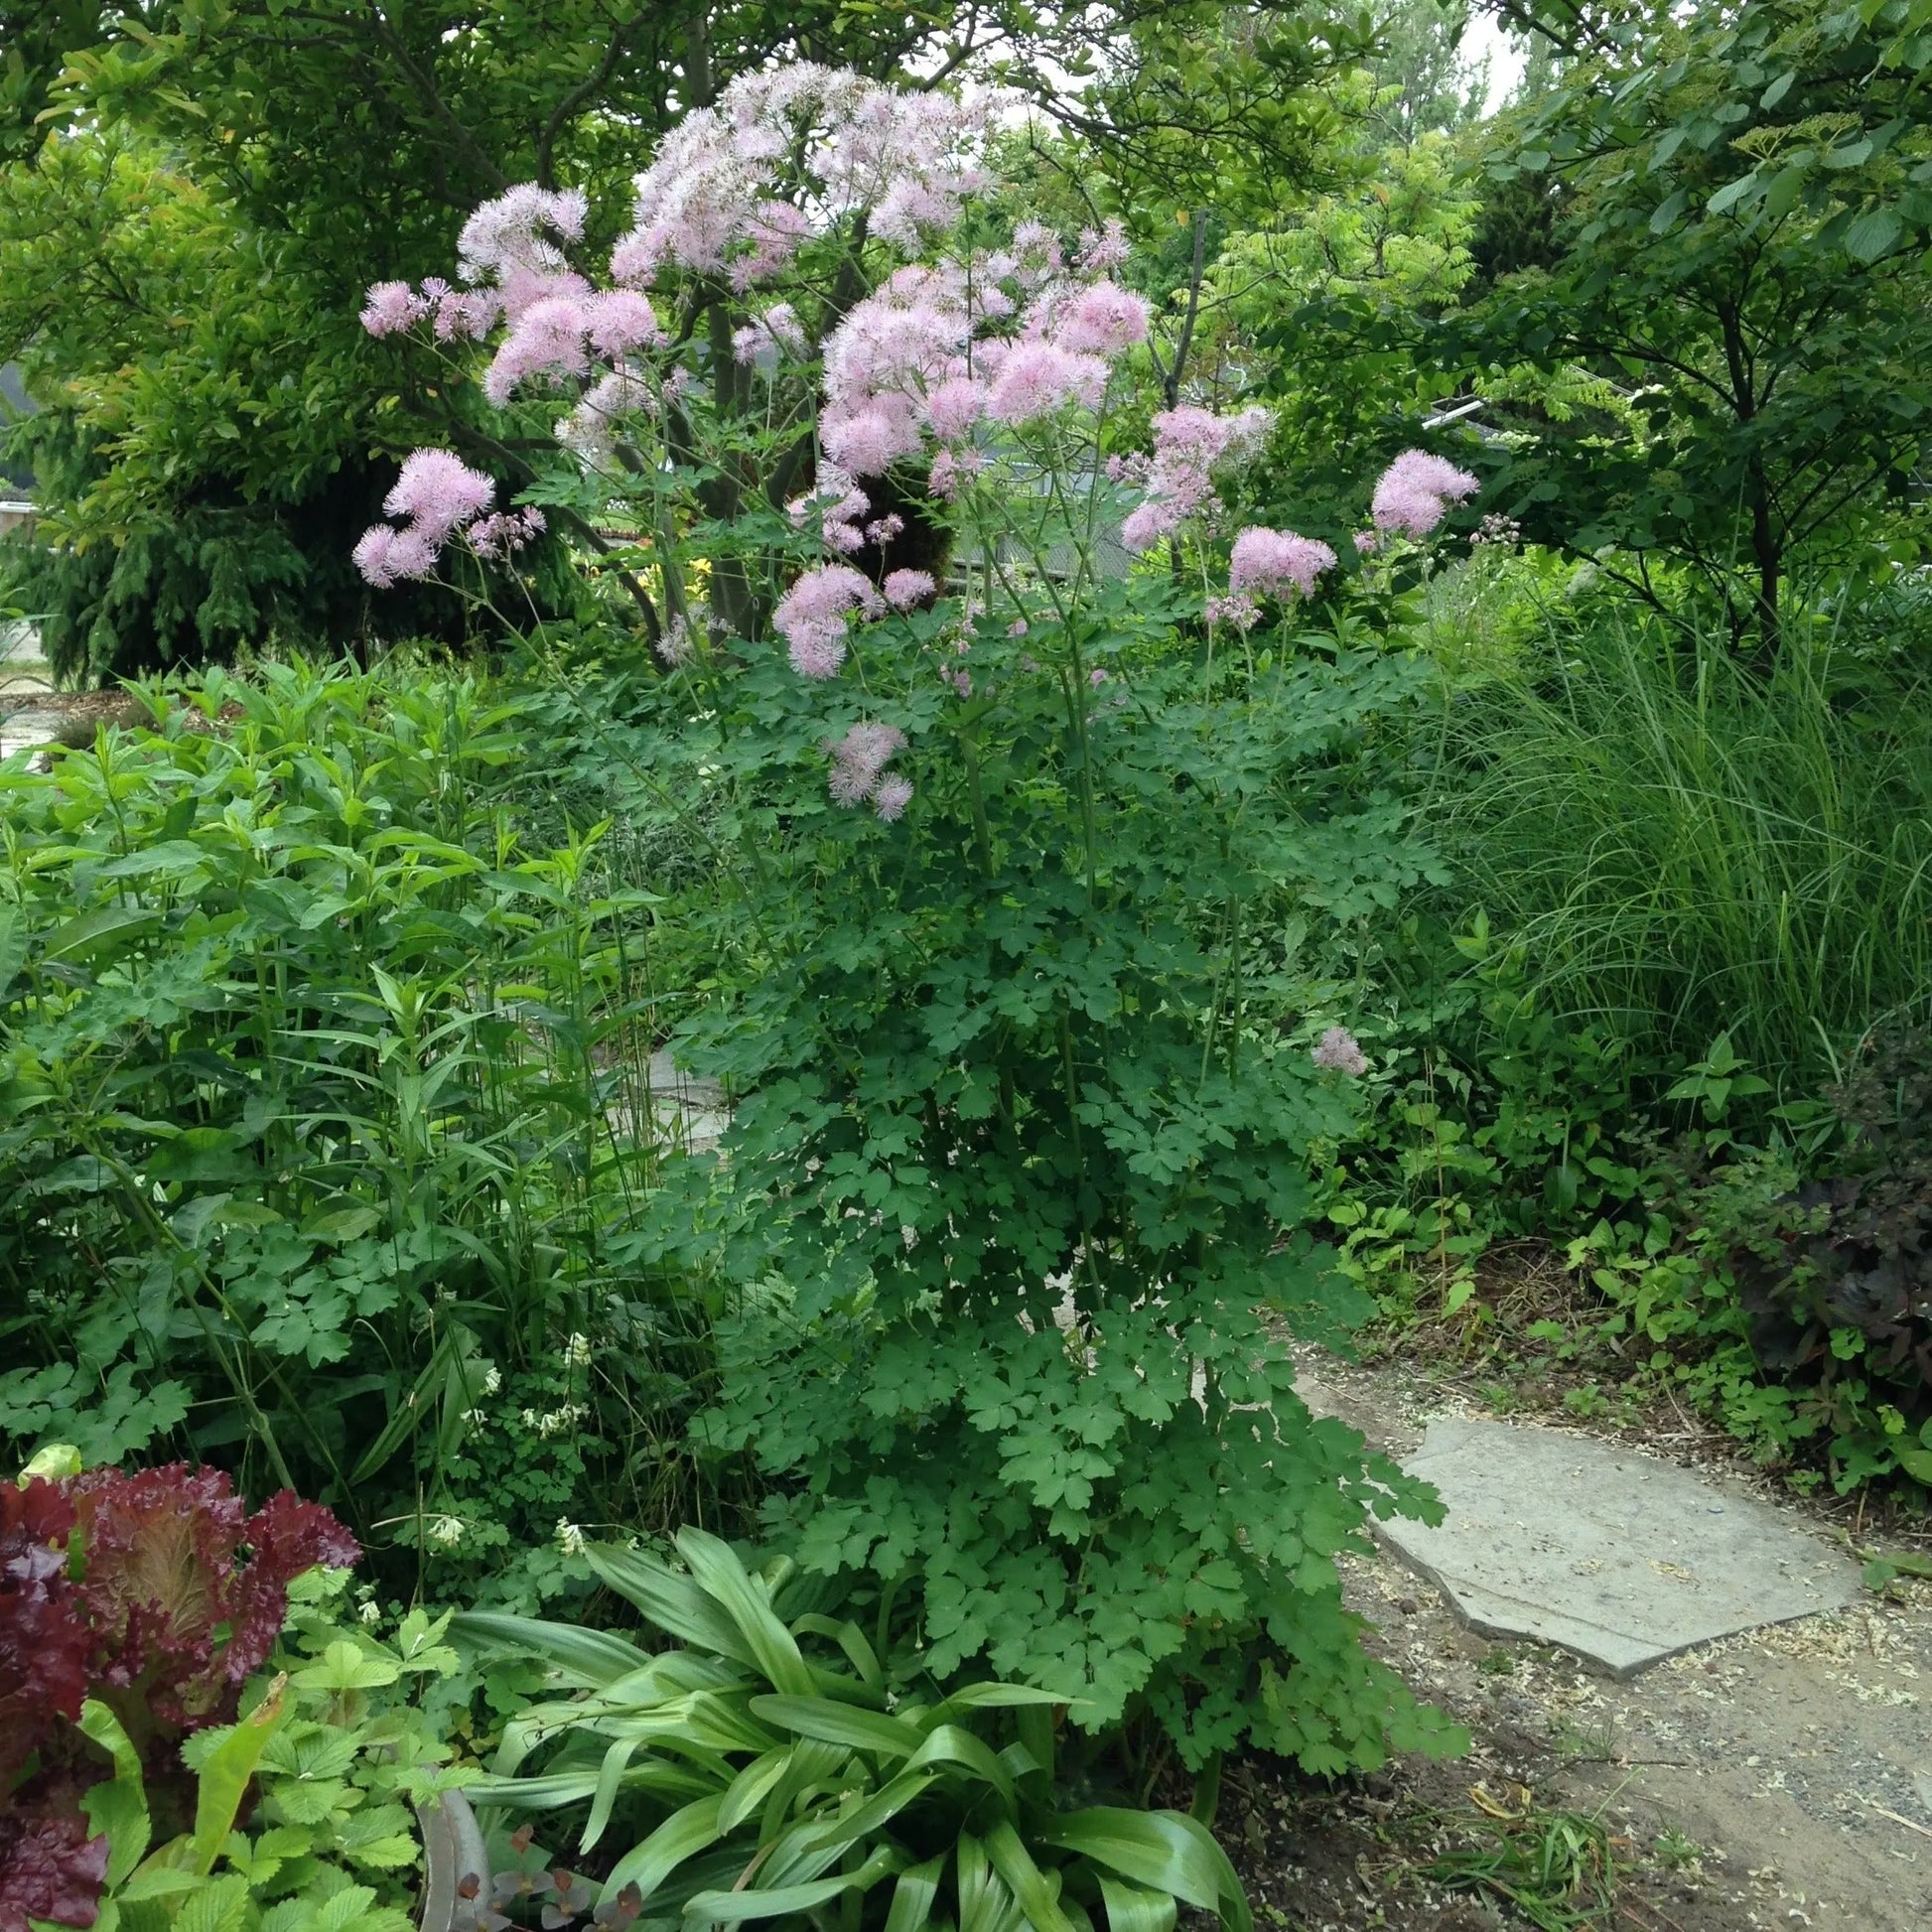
[1208,524,1338,629]
[352,450,503,587]
[1119,404,1272,553]
[771,562,932,678]
[1369,449,1479,539]
[1311,1026,1368,1076]
[361,185,614,368]
[807,223,1153,523]
[825,722,913,821]
[619,67,989,288]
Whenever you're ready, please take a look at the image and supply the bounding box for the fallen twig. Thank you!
[1862,1797,1932,1840]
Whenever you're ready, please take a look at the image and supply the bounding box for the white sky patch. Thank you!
[1463,12,1528,115]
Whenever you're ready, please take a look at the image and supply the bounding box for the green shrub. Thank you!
[1572,1024,1932,1492]
[614,585,1461,1775]
[455,1527,1251,1932]
[0,661,724,1602]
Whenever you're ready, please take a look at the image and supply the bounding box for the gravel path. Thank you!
[1266,1344,1932,1930]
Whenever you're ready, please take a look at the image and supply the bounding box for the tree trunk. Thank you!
[1716,299,1781,668]
[1748,460,1780,669]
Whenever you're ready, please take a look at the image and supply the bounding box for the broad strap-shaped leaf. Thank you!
[1035,1811,1249,1932]
[79,1699,152,1889]
[748,1694,922,1758]
[683,1843,903,1923]
[884,1853,947,1932]
[756,1736,847,1847]
[1096,1873,1176,1932]
[466,1760,714,1812]
[718,1747,793,1835]
[348,1322,462,1485]
[983,1819,1076,1932]
[586,1543,761,1669]
[758,1767,937,1887]
[905,1724,1016,1811]
[926,1683,1079,1728]
[675,1529,816,1697]
[450,1608,652,1688]
[1015,1706,1055,1790]
[583,1734,641,1855]
[790,1612,884,1688]
[597,1791,727,1912]
[956,1833,1022,1932]
[190,1675,290,1873]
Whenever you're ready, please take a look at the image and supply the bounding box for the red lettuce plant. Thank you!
[0,1463,355,1931]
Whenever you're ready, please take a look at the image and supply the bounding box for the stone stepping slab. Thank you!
[1378,1416,1861,1676]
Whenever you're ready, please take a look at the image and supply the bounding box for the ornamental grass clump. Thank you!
[355,65,1476,1775]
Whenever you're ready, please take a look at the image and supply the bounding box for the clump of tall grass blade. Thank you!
[1436,612,1932,1091]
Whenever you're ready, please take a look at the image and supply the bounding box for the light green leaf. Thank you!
[928,1684,1077,1724]
[788,1612,882,1687]
[684,1846,901,1923]
[956,1835,1016,1932]
[905,1724,1016,1810]
[292,1641,400,1696]
[747,1694,919,1758]
[175,1874,255,1932]
[83,1779,152,1894]
[596,1792,725,1910]
[676,1529,814,1696]
[984,1819,1075,1932]
[450,1609,651,1688]
[763,1768,936,1882]
[44,903,163,964]
[0,905,25,1000]
[717,1748,792,1835]
[582,1734,639,1854]
[191,1677,290,1872]
[1649,188,1688,233]
[1844,207,1903,261]
[1706,173,1761,216]
[1097,1874,1176,1932]
[885,1854,948,1932]
[584,1544,760,1669]
[1037,1810,1250,1932]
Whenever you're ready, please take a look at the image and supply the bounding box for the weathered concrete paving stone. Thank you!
[1378,1417,1861,1676]
[0,708,63,762]
[645,1048,731,1152]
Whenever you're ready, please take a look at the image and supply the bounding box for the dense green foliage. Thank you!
[1319,583,1932,1491]
[1438,617,1932,1077]
[618,584,1450,1766]
[1463,0,1932,642]
[82,1573,471,1932]
[0,665,727,1602]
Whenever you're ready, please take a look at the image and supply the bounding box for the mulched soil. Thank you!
[1207,1745,1768,1932]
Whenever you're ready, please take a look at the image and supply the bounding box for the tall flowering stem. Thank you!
[349,65,1473,1779]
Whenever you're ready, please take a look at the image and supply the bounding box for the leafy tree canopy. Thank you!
[1453,0,1932,643]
